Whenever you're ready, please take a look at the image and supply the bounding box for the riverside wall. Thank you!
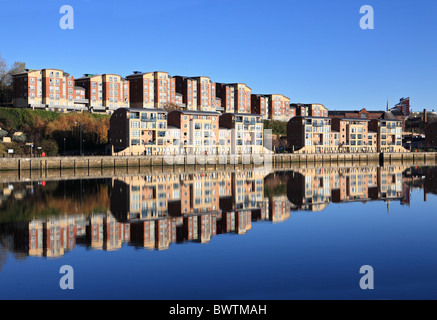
[0,152,436,173]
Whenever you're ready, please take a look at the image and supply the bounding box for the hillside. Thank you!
[0,108,110,156]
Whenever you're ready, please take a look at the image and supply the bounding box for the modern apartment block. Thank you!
[154,71,176,109]
[109,109,264,156]
[216,83,251,114]
[174,76,197,110]
[268,94,292,122]
[232,83,252,114]
[12,67,295,120]
[287,112,408,153]
[331,118,377,153]
[328,107,407,130]
[109,108,168,156]
[368,112,406,153]
[251,94,270,119]
[191,76,216,112]
[167,110,220,155]
[75,73,129,113]
[12,68,85,112]
[125,72,156,109]
[290,103,327,118]
[124,71,176,110]
[219,113,264,155]
[287,116,337,154]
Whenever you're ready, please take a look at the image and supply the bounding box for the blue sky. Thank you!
[0,0,436,111]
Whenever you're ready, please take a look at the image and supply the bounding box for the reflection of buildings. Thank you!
[111,170,268,249]
[0,164,428,259]
[287,166,410,212]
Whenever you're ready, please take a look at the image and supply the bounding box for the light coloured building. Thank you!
[219,113,264,155]
[109,108,168,156]
[154,71,176,109]
[191,76,216,112]
[269,94,291,122]
[13,68,85,112]
[75,73,129,113]
[331,118,376,153]
[287,116,337,154]
[369,111,408,153]
[167,110,220,155]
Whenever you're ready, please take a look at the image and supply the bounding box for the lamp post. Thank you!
[64,138,66,156]
[75,122,82,156]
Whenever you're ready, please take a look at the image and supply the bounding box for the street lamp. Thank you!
[75,122,83,156]
[64,138,66,156]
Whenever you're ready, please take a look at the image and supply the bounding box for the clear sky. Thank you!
[0,0,436,111]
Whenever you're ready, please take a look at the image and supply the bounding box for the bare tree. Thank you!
[0,54,26,106]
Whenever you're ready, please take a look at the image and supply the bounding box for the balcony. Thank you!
[74,98,89,104]
[141,117,156,122]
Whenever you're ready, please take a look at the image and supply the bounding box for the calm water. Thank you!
[0,165,437,300]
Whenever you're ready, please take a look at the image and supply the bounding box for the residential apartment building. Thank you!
[216,83,251,114]
[154,71,176,109]
[191,76,216,112]
[328,107,406,130]
[12,68,85,112]
[287,116,337,154]
[125,72,156,109]
[173,76,218,112]
[268,94,292,122]
[368,112,406,153]
[109,108,168,156]
[331,118,377,153]
[251,94,270,119]
[174,76,198,110]
[287,112,408,154]
[75,74,129,113]
[290,103,310,117]
[232,83,252,114]
[219,113,264,155]
[167,110,220,155]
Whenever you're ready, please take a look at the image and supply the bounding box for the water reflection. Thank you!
[0,165,436,261]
